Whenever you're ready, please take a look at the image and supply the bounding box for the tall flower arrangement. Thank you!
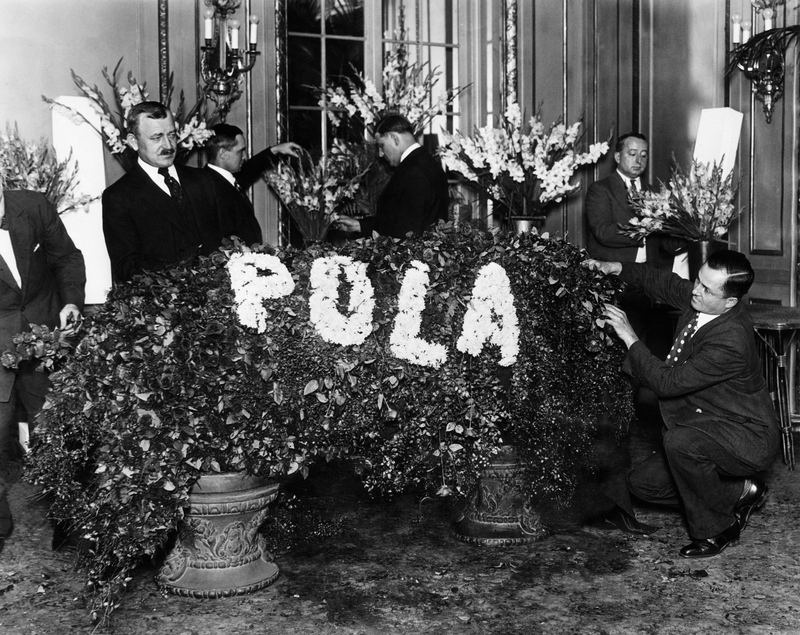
[318,9,463,137]
[43,59,214,172]
[265,142,368,243]
[0,123,96,213]
[438,102,609,222]
[619,159,739,241]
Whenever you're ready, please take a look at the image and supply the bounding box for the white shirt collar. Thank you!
[208,163,236,186]
[139,158,178,194]
[400,143,421,163]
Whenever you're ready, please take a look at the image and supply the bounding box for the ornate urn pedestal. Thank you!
[157,472,280,598]
[452,446,546,545]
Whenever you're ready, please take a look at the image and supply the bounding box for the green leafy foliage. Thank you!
[20,223,632,620]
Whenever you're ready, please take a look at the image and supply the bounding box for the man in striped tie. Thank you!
[584,250,780,558]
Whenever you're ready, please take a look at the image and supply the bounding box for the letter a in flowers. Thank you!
[228,253,295,332]
[456,262,520,366]
[390,260,448,368]
[309,256,375,346]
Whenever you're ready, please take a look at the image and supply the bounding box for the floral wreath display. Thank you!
[23,224,632,619]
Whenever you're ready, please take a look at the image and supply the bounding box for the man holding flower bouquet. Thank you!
[585,133,685,352]
[334,114,448,239]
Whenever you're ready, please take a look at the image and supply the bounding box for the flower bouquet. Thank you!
[0,123,97,214]
[43,58,214,172]
[438,102,609,225]
[619,158,739,241]
[265,142,368,243]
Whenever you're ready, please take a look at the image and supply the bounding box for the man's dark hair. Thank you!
[706,249,755,299]
[126,101,172,137]
[615,132,648,153]
[375,113,415,136]
[205,123,244,162]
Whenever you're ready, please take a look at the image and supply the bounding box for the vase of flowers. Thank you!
[438,102,609,231]
[619,158,739,279]
[43,58,215,172]
[0,123,97,214]
[265,143,368,245]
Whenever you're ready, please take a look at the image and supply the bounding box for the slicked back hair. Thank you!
[615,132,648,154]
[126,101,172,138]
[205,124,244,162]
[374,114,415,137]
[706,249,755,299]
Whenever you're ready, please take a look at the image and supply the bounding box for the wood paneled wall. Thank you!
[517,0,797,305]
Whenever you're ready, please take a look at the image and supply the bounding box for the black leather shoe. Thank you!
[590,507,660,535]
[734,478,767,531]
[679,521,740,558]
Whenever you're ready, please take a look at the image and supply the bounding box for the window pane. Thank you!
[287,35,321,107]
[326,0,364,37]
[288,109,323,153]
[326,38,364,87]
[288,0,321,34]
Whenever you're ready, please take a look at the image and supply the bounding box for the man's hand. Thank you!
[58,304,82,335]
[333,216,361,232]
[602,304,639,348]
[270,142,302,158]
[583,258,623,276]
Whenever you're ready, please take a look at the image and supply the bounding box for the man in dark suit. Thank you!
[585,133,684,348]
[204,123,301,245]
[0,184,85,553]
[587,250,780,558]
[102,101,226,283]
[334,114,448,239]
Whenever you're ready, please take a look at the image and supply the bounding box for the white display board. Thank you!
[51,96,112,304]
[672,107,743,279]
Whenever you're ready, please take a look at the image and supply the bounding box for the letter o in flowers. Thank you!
[228,252,295,332]
[456,262,520,366]
[309,256,375,346]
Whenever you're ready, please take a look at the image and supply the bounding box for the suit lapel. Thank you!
[610,173,633,214]
[3,194,31,295]
[130,164,196,235]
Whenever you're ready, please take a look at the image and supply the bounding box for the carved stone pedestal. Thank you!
[452,446,546,545]
[157,472,280,598]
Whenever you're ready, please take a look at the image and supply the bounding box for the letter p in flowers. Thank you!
[228,253,295,332]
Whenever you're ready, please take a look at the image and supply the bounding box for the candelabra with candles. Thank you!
[200,0,260,121]
[727,1,788,124]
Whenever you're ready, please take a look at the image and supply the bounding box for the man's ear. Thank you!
[127,133,138,152]
[724,296,739,311]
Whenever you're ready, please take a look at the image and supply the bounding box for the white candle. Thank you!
[742,20,752,44]
[230,19,240,50]
[732,13,742,45]
[204,9,215,41]
[249,15,259,47]
[763,8,774,31]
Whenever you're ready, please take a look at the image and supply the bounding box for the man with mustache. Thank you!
[102,101,226,283]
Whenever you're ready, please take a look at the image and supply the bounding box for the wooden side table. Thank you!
[749,305,800,470]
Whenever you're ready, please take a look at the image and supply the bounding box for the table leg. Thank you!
[776,352,795,470]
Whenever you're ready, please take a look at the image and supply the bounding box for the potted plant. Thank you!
[438,102,609,231]
[16,247,311,622]
[619,158,740,280]
[17,224,632,623]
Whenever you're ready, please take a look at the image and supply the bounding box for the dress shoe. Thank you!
[590,506,660,535]
[679,521,740,559]
[734,478,767,531]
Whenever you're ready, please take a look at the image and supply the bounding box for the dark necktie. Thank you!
[666,313,699,366]
[158,167,185,204]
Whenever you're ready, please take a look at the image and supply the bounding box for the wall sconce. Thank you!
[201,0,260,121]
[727,1,790,124]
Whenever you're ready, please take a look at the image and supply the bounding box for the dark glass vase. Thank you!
[687,239,727,281]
